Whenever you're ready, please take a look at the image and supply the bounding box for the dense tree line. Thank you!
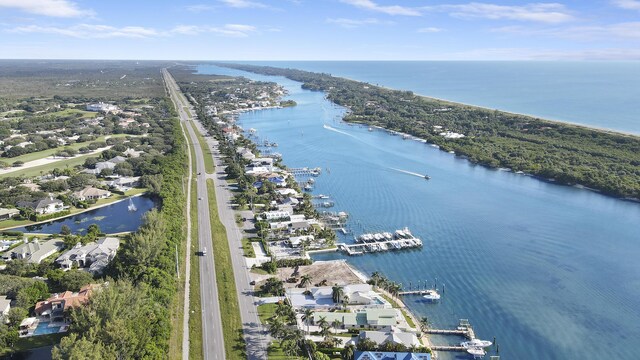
[214,63,640,200]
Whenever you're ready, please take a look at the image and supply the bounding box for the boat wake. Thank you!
[323,124,358,139]
[390,167,426,179]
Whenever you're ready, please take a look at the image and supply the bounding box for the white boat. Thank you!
[466,347,486,358]
[128,198,137,212]
[422,290,441,301]
[368,127,373,132]
[462,339,493,348]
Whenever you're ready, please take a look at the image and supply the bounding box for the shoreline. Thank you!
[0,192,148,232]
[327,75,640,138]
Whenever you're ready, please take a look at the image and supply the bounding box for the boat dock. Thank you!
[430,345,466,352]
[289,167,322,176]
[399,289,437,296]
[426,319,476,340]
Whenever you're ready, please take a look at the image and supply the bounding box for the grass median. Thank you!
[206,179,246,359]
[188,121,215,174]
[189,173,203,360]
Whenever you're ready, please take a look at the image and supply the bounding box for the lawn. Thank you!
[47,108,98,119]
[267,341,303,360]
[206,179,246,359]
[188,138,204,360]
[380,293,416,328]
[188,121,215,174]
[2,134,129,165]
[257,303,277,325]
[242,238,256,258]
[0,152,101,179]
[11,333,67,353]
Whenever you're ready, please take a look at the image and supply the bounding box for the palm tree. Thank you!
[301,308,314,335]
[342,294,350,309]
[268,317,285,339]
[331,285,344,304]
[331,319,342,334]
[317,316,330,338]
[281,339,299,357]
[419,316,430,333]
[299,274,312,289]
[341,344,356,360]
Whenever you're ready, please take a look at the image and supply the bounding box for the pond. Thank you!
[13,196,157,235]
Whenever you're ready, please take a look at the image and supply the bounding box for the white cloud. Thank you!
[340,0,421,16]
[9,24,158,38]
[186,4,216,12]
[170,24,257,37]
[0,0,92,17]
[326,18,393,28]
[220,0,267,8]
[426,3,574,23]
[492,22,640,40]
[8,22,258,39]
[612,0,640,10]
[418,27,443,33]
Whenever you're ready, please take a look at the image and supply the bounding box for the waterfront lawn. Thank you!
[189,121,215,174]
[206,179,246,359]
[242,238,256,258]
[380,293,416,328]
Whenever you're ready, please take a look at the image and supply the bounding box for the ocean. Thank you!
[225,61,640,134]
[197,63,640,359]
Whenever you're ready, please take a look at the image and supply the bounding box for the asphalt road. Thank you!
[192,119,271,360]
[163,69,226,360]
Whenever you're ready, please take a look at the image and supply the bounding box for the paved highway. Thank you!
[163,69,226,360]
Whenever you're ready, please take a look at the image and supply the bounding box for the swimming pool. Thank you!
[32,322,62,336]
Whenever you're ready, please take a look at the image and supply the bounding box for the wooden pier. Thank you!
[337,238,422,255]
[399,290,437,296]
[430,345,466,352]
[289,167,321,176]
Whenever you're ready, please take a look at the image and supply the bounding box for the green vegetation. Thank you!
[257,303,277,324]
[13,333,67,353]
[187,131,204,360]
[188,121,215,174]
[242,238,256,258]
[206,179,246,359]
[215,63,640,200]
[0,152,101,179]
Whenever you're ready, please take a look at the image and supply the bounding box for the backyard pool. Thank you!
[32,322,64,336]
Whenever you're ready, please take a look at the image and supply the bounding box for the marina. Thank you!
[337,227,423,255]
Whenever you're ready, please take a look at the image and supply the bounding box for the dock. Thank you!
[430,345,466,352]
[289,167,321,176]
[398,290,437,296]
[337,238,422,255]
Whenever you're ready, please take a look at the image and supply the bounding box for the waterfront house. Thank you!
[0,296,10,322]
[237,147,256,160]
[35,284,100,321]
[71,186,111,201]
[0,240,19,252]
[276,188,298,197]
[358,330,421,348]
[281,197,300,207]
[18,317,38,335]
[287,284,390,310]
[55,237,120,274]
[17,197,64,215]
[288,235,314,248]
[7,239,64,264]
[355,351,430,360]
[312,308,399,330]
[102,176,140,191]
[0,207,20,220]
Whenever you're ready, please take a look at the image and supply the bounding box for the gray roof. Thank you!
[359,331,420,348]
[0,296,10,312]
[17,197,63,211]
[0,208,20,216]
[355,352,430,360]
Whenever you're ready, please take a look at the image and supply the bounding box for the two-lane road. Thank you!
[163,69,225,360]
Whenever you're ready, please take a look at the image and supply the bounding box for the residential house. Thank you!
[262,210,291,222]
[0,208,20,220]
[0,296,10,322]
[71,186,111,201]
[358,331,421,348]
[0,240,19,252]
[355,351,430,360]
[6,239,64,264]
[281,197,300,207]
[288,235,314,248]
[123,148,143,158]
[19,183,41,192]
[56,237,120,274]
[108,156,128,164]
[86,102,118,112]
[236,147,255,160]
[288,284,391,310]
[102,176,140,191]
[17,197,64,215]
[313,309,399,330]
[35,284,100,321]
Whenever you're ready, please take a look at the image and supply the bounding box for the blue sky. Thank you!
[1,0,639,60]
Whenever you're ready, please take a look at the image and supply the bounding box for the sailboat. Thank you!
[128,198,137,212]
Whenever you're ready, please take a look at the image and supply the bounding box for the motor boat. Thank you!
[461,339,493,348]
[422,290,441,301]
[466,347,486,358]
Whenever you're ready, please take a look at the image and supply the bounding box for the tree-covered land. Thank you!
[213,63,640,200]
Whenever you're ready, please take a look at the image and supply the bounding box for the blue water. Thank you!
[222,61,640,134]
[14,196,157,235]
[32,322,62,336]
[198,64,640,359]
